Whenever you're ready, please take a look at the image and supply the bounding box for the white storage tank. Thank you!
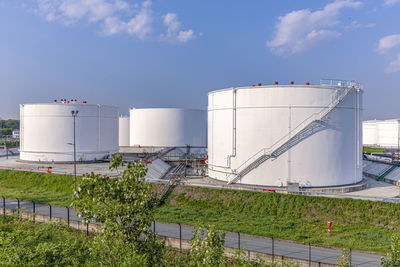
[363,120,379,146]
[130,108,206,147]
[119,116,130,147]
[20,101,119,162]
[376,120,400,148]
[207,81,363,187]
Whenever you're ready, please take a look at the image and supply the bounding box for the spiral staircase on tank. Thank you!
[227,82,359,185]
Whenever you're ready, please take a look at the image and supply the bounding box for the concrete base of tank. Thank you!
[204,176,368,194]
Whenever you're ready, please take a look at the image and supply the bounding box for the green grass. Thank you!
[363,146,385,153]
[0,169,398,253]
[0,169,74,206]
[154,186,400,253]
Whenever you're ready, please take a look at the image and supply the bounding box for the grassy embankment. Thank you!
[0,169,73,206]
[363,147,385,153]
[0,169,398,253]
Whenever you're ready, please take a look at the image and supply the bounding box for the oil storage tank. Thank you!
[376,120,400,148]
[119,116,130,147]
[20,101,119,162]
[363,120,378,146]
[130,108,206,147]
[207,80,363,187]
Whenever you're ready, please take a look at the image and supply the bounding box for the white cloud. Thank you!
[378,34,400,53]
[102,0,152,39]
[384,0,400,7]
[378,34,400,73]
[386,54,400,73]
[177,30,194,43]
[266,0,362,55]
[38,0,122,24]
[365,23,376,28]
[37,0,153,39]
[161,12,195,43]
[350,20,362,28]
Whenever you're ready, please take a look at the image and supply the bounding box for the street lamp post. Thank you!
[71,110,79,190]
[398,120,400,162]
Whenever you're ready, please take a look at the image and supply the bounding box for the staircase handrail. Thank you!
[227,85,355,183]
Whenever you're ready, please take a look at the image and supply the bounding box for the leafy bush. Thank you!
[72,154,164,266]
[337,248,356,267]
[381,232,400,267]
[0,217,90,266]
[190,225,225,266]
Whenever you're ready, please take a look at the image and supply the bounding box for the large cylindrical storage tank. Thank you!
[208,82,363,187]
[376,120,399,148]
[20,103,119,162]
[363,120,378,146]
[119,116,130,147]
[130,108,206,147]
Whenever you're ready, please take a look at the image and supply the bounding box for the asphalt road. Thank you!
[1,198,382,266]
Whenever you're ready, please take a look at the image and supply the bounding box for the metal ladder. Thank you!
[227,84,356,184]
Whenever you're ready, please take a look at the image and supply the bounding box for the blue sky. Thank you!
[0,0,399,119]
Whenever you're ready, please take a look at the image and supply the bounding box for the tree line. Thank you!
[0,120,19,136]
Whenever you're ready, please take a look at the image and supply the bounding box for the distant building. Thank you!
[12,130,20,139]
[363,119,400,148]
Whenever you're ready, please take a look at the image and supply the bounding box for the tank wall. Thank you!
[363,122,378,146]
[208,85,362,187]
[20,104,119,162]
[130,108,206,147]
[119,117,130,147]
[377,121,399,148]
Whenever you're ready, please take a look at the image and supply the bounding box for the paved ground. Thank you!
[0,156,170,180]
[1,197,383,266]
[0,156,118,176]
[342,177,400,200]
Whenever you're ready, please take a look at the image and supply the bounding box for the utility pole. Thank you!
[71,110,79,190]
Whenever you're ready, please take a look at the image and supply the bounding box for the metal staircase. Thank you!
[377,165,397,181]
[158,163,185,204]
[227,83,357,184]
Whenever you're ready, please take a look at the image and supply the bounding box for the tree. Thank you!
[381,232,400,267]
[1,128,12,136]
[71,153,164,265]
[190,225,225,266]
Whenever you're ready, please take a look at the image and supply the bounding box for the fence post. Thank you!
[179,223,182,251]
[17,199,20,215]
[238,232,240,250]
[153,220,155,233]
[309,243,311,267]
[272,237,274,263]
[2,197,5,216]
[86,223,89,236]
[349,248,352,267]
[49,204,52,220]
[67,207,70,226]
[33,202,35,222]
